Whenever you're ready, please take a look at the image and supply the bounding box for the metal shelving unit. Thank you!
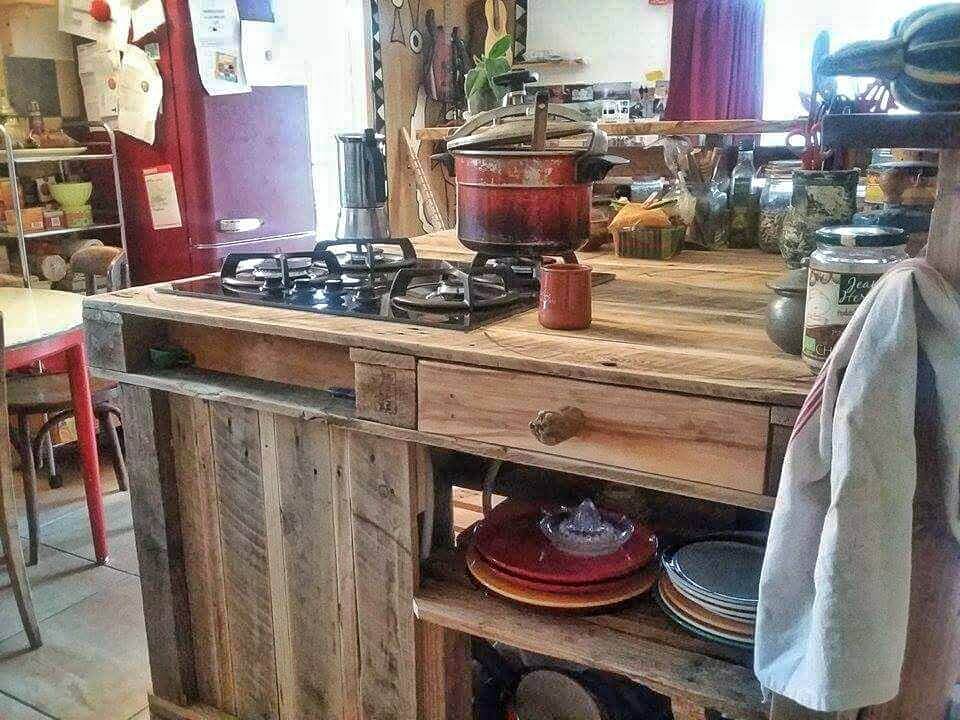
[0,120,128,288]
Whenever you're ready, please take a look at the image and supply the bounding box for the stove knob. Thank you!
[324,278,344,295]
[261,275,285,295]
[292,278,316,295]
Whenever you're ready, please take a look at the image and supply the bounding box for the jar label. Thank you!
[802,268,883,366]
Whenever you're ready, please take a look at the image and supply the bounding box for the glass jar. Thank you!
[758,161,799,254]
[684,180,729,250]
[802,226,908,370]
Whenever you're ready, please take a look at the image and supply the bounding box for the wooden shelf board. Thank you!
[418,118,803,141]
[516,57,588,68]
[415,552,766,720]
[822,112,960,149]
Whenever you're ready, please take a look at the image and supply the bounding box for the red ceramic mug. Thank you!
[538,263,592,330]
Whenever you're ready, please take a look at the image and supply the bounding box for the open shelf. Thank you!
[4,152,115,164]
[0,222,123,240]
[418,118,802,141]
[822,112,960,149]
[415,551,766,720]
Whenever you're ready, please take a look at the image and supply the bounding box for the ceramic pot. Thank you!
[765,268,808,356]
[538,263,592,330]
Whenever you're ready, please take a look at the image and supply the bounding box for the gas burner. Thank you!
[471,253,578,290]
[391,262,523,311]
[220,250,339,295]
[315,238,418,273]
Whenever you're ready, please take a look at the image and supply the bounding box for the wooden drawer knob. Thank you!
[529,406,586,446]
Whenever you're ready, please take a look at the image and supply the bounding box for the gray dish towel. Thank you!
[754,259,960,712]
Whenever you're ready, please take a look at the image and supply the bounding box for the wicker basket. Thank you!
[614,225,686,260]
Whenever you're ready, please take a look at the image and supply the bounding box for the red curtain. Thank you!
[663,0,765,120]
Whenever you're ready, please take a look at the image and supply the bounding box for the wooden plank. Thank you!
[345,430,419,720]
[168,394,237,713]
[822,112,960,150]
[418,361,771,494]
[415,621,472,720]
[147,696,239,720]
[208,402,280,720]
[329,426,362,720]
[258,412,297,720]
[925,149,960,288]
[272,415,345,719]
[118,384,196,704]
[354,362,418,429]
[350,347,417,370]
[415,553,765,720]
[418,118,803,140]
[166,323,356,391]
[669,698,711,720]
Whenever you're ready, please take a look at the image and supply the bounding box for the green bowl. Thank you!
[50,181,93,208]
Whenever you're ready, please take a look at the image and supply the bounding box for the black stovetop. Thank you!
[157,239,611,331]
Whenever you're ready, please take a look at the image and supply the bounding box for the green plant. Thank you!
[464,34,513,114]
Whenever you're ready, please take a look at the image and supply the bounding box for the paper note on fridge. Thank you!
[241,20,306,87]
[189,0,251,95]
[59,0,132,49]
[77,43,121,122]
[118,44,163,144]
[131,0,166,41]
[143,165,184,230]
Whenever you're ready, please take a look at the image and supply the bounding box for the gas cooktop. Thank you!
[158,239,611,331]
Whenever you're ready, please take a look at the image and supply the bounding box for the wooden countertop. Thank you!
[84,231,813,407]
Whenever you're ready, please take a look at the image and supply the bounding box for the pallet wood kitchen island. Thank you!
[83,231,814,720]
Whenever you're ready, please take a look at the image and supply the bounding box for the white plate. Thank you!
[12,147,88,158]
[667,540,764,605]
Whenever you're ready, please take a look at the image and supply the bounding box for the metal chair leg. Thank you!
[15,415,39,567]
[97,407,127,492]
[41,431,58,488]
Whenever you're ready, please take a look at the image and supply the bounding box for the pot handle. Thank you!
[576,154,631,184]
[431,151,456,176]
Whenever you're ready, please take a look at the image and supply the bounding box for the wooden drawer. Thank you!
[418,361,770,494]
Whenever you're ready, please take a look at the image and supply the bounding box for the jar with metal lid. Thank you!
[802,226,908,370]
[758,160,800,254]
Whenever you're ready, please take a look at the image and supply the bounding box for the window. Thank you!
[763,0,932,121]
[283,0,370,236]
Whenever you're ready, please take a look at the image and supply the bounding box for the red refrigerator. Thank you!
[115,0,316,284]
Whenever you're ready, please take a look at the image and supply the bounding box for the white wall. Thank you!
[525,0,672,85]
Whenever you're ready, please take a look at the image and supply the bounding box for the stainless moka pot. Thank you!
[336,129,391,240]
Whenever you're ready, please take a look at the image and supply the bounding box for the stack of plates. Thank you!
[657,539,764,648]
[466,500,659,610]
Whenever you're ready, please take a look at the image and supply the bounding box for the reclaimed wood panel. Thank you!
[208,402,279,720]
[169,395,237,713]
[344,430,419,720]
[418,361,770,494]
[83,232,812,407]
[415,621,471,720]
[272,415,346,719]
[118,384,196,705]
[329,426,362,720]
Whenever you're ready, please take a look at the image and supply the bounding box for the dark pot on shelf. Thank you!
[765,268,808,356]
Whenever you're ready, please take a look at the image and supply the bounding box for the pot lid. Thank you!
[815,225,906,248]
[766,267,808,294]
[446,120,596,152]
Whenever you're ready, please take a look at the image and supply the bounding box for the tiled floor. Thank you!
[0,448,150,720]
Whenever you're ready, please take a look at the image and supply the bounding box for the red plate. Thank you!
[473,500,658,586]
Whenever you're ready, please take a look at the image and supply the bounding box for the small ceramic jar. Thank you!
[538,263,592,330]
[765,268,808,356]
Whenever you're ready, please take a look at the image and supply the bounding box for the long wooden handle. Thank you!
[401,127,448,232]
[529,406,585,446]
[531,92,549,151]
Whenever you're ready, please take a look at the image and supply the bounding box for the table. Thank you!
[1,288,108,564]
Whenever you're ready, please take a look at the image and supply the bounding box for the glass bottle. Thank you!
[27,100,44,136]
[727,139,759,248]
[758,160,800,254]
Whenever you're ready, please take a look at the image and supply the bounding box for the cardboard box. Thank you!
[5,206,45,233]
[0,180,25,213]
